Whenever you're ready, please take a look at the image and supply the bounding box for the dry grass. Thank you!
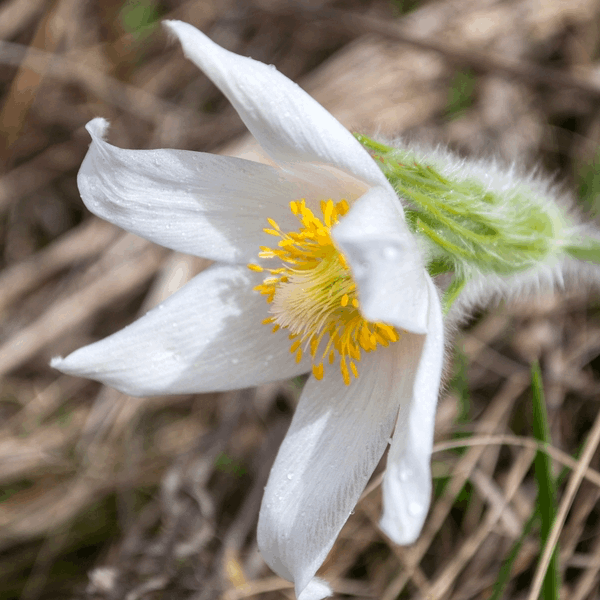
[2,0,600,599]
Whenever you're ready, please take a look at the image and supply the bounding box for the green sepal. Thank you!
[442,277,468,315]
[565,238,600,264]
[355,133,569,280]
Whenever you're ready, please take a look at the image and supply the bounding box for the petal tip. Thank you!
[297,577,333,600]
[50,352,83,377]
[85,117,110,140]
[50,355,65,370]
[162,19,210,58]
[161,19,182,37]
[379,515,420,546]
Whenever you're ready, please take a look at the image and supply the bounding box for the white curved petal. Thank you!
[51,264,310,395]
[380,276,444,544]
[164,20,391,190]
[78,118,308,263]
[257,341,414,597]
[332,186,429,334]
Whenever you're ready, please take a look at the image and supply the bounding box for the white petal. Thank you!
[332,186,429,334]
[164,20,391,190]
[257,343,410,597]
[78,118,308,263]
[51,264,310,395]
[380,276,444,544]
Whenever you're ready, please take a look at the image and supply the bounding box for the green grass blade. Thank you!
[490,509,540,600]
[491,363,561,599]
[531,361,560,600]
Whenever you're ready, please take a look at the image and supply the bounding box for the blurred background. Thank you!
[2,0,600,598]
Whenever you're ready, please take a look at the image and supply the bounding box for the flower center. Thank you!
[248,199,400,385]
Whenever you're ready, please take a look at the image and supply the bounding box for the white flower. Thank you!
[51,21,444,600]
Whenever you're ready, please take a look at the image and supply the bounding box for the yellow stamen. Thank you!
[248,198,400,385]
[312,363,324,380]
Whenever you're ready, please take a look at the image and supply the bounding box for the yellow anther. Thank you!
[249,198,399,385]
[312,363,324,380]
[379,324,399,342]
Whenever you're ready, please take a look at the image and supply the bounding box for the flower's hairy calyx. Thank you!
[248,199,400,385]
[355,134,571,278]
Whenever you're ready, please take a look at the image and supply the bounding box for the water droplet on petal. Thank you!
[399,467,411,482]
[408,501,422,516]
[287,473,294,480]
[382,244,400,261]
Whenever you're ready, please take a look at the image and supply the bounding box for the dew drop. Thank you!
[287,473,294,480]
[408,501,422,516]
[382,244,400,261]
[231,358,239,365]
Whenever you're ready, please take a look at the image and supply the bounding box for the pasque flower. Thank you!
[52,21,444,600]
